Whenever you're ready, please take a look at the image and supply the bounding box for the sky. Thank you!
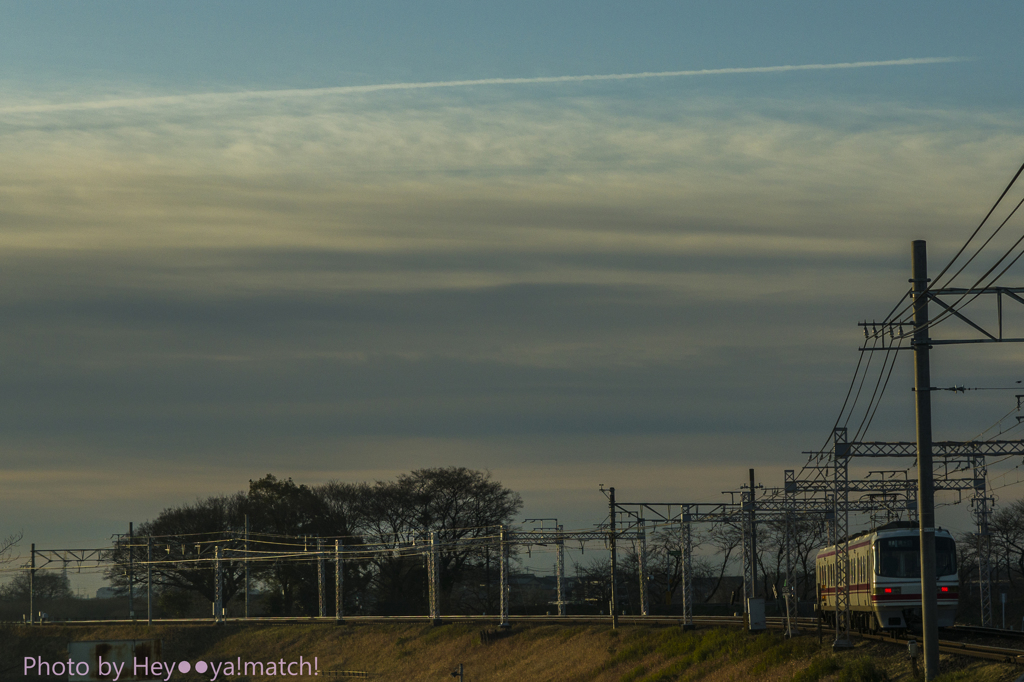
[3,1,1024,593]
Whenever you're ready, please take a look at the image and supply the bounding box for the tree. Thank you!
[102,468,521,617]
[105,493,247,606]
[702,523,743,602]
[753,516,829,601]
[352,467,523,614]
[242,474,359,616]
[0,570,72,602]
[990,499,1024,586]
[0,530,22,567]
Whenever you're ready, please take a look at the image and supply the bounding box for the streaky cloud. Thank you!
[1,57,966,114]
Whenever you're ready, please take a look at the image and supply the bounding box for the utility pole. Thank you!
[637,517,649,616]
[609,487,618,629]
[499,525,510,628]
[317,537,325,618]
[556,525,565,617]
[749,469,757,597]
[214,545,222,623]
[244,515,250,619]
[147,536,153,626]
[428,531,441,625]
[680,508,693,629]
[912,240,939,679]
[128,522,134,619]
[29,543,35,625]
[335,539,344,622]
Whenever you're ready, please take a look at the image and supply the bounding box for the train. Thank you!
[815,521,958,632]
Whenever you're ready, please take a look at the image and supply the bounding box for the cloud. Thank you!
[3,58,1024,554]
[0,57,966,115]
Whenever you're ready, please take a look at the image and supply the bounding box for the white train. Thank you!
[815,521,958,631]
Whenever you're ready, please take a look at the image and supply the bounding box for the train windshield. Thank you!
[877,536,957,578]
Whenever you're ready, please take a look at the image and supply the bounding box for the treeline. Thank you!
[107,468,522,617]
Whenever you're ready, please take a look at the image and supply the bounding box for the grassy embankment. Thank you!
[2,622,1018,681]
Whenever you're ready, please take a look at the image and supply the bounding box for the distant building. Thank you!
[96,587,117,599]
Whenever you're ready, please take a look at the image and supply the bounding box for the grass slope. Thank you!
[1,622,1018,681]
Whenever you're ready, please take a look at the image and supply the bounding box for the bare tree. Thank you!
[991,499,1024,587]
[0,530,22,567]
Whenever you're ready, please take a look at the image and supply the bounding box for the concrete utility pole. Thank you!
[428,531,441,625]
[317,537,326,618]
[214,545,222,623]
[556,525,565,617]
[911,240,939,679]
[147,536,153,626]
[335,539,344,622]
[29,543,35,625]
[608,487,618,629]
[749,469,757,597]
[128,522,134,619]
[499,525,510,628]
[244,515,250,619]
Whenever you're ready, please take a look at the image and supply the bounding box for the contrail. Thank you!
[2,57,964,114]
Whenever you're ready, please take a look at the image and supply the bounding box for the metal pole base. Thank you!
[832,637,854,651]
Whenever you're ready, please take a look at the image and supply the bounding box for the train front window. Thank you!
[877,536,957,578]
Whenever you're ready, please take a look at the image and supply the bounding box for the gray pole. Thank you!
[429,531,441,625]
[335,539,343,622]
[244,515,249,619]
[609,487,618,629]
[499,525,510,628]
[638,519,649,616]
[681,508,693,629]
[912,240,940,679]
[749,469,757,598]
[147,536,152,626]
[213,545,220,622]
[29,543,35,625]
[556,525,565,617]
[317,537,325,618]
[128,522,134,619]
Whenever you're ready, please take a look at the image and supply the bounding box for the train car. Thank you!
[815,521,958,632]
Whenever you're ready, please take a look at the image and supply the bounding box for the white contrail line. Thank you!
[1,57,965,114]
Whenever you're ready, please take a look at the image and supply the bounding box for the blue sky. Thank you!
[3,1,1024,591]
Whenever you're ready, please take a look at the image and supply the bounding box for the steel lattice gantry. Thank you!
[610,468,951,642]
[508,528,642,624]
[804,432,1022,628]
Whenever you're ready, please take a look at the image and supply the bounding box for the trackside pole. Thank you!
[609,487,618,629]
[29,544,35,625]
[244,515,250,619]
[336,539,344,622]
[499,525,510,628]
[911,240,939,679]
[147,537,153,626]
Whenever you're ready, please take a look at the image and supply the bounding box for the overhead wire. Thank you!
[917,192,1024,334]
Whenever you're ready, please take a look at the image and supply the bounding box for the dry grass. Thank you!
[1,622,1020,681]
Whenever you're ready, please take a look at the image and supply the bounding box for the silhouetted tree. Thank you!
[0,569,72,601]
